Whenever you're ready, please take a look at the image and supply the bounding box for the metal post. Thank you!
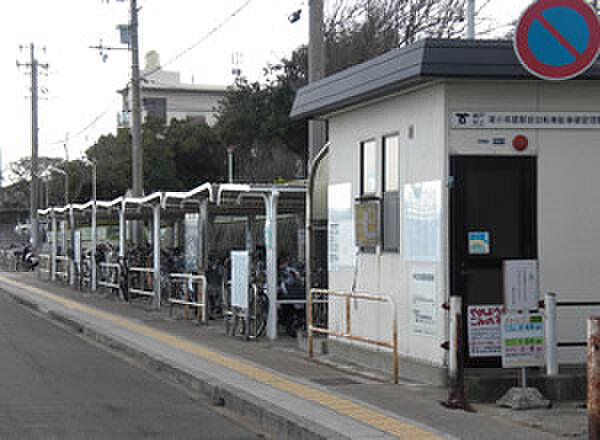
[246,215,256,258]
[198,199,209,274]
[443,295,468,409]
[588,317,600,438]
[91,162,97,292]
[545,292,559,376]
[466,0,476,39]
[265,192,279,340]
[308,289,314,357]
[119,208,126,258]
[69,205,75,287]
[227,146,234,183]
[152,204,161,310]
[51,212,57,282]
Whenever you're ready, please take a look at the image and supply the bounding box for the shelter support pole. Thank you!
[119,209,126,258]
[69,206,76,287]
[265,192,279,340]
[198,199,209,273]
[545,292,558,376]
[51,213,57,282]
[589,317,600,438]
[152,204,161,310]
[246,215,256,259]
[91,204,97,292]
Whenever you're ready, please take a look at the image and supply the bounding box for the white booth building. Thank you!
[292,39,600,383]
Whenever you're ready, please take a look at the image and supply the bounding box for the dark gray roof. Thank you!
[290,39,600,120]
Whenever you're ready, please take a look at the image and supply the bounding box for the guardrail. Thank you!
[168,273,207,323]
[38,254,51,280]
[308,288,398,384]
[98,262,121,292]
[129,266,155,299]
[544,292,600,376]
[55,256,69,282]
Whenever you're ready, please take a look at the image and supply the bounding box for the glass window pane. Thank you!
[384,135,399,192]
[362,140,377,194]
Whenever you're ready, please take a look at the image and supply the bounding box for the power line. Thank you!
[144,0,256,78]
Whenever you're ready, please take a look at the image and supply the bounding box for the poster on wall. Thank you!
[501,312,545,368]
[403,181,442,262]
[410,268,436,337]
[467,305,503,357]
[328,183,355,272]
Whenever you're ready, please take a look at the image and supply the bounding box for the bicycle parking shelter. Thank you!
[39,182,306,340]
[291,38,600,383]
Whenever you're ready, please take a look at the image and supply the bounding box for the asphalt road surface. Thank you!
[0,290,263,440]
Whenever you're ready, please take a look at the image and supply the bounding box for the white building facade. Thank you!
[292,40,600,383]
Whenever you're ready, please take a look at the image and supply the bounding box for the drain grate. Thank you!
[311,377,362,386]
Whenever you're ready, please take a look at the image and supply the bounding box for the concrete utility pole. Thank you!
[308,0,327,163]
[17,44,48,251]
[466,0,476,39]
[130,0,143,200]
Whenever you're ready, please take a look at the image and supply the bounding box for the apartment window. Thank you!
[382,134,400,252]
[361,140,377,195]
[143,97,167,123]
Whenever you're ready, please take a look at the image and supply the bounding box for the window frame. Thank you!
[381,133,401,253]
[360,138,378,196]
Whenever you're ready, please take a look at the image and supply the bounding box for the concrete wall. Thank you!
[327,83,447,368]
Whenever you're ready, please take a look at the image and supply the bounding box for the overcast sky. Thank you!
[1,0,529,177]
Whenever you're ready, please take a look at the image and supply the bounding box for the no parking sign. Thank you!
[514,0,600,80]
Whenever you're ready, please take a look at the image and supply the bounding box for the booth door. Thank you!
[450,156,537,367]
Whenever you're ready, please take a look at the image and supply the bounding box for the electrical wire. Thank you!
[144,0,256,78]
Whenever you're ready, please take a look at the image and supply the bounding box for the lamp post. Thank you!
[48,165,72,284]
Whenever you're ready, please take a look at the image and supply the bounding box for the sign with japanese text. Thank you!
[451,111,600,129]
[467,305,503,357]
[501,312,545,368]
[231,251,249,309]
[503,260,539,311]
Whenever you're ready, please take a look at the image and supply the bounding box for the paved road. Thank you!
[0,291,262,440]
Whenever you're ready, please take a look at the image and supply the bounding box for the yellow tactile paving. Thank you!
[0,275,443,440]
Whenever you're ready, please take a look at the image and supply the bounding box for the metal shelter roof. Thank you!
[290,38,600,120]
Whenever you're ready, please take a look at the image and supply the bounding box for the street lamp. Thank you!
[227,145,235,183]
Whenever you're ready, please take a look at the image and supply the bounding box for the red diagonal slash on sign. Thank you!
[537,14,582,58]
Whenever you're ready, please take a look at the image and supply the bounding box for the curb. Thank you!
[4,290,348,440]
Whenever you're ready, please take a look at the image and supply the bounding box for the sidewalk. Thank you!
[0,272,587,439]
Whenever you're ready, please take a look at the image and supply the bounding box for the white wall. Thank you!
[448,81,600,364]
[143,89,225,126]
[327,83,448,367]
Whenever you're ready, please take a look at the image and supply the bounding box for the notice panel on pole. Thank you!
[231,251,249,309]
[503,260,539,311]
[501,312,545,368]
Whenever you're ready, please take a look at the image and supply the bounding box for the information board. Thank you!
[501,312,545,368]
[231,251,249,308]
[503,260,539,311]
[467,305,503,357]
[355,200,379,248]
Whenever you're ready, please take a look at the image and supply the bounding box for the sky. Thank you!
[1,0,530,180]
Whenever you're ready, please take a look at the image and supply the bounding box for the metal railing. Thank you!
[308,288,399,384]
[55,256,70,282]
[544,292,600,376]
[167,273,207,323]
[38,254,51,280]
[98,262,121,293]
[129,266,155,298]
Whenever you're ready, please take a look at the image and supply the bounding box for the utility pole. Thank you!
[308,0,327,163]
[466,0,475,39]
[17,43,48,251]
[130,0,143,201]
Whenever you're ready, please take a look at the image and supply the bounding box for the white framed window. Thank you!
[361,139,377,195]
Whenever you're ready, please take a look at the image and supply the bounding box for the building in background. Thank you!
[118,51,228,127]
